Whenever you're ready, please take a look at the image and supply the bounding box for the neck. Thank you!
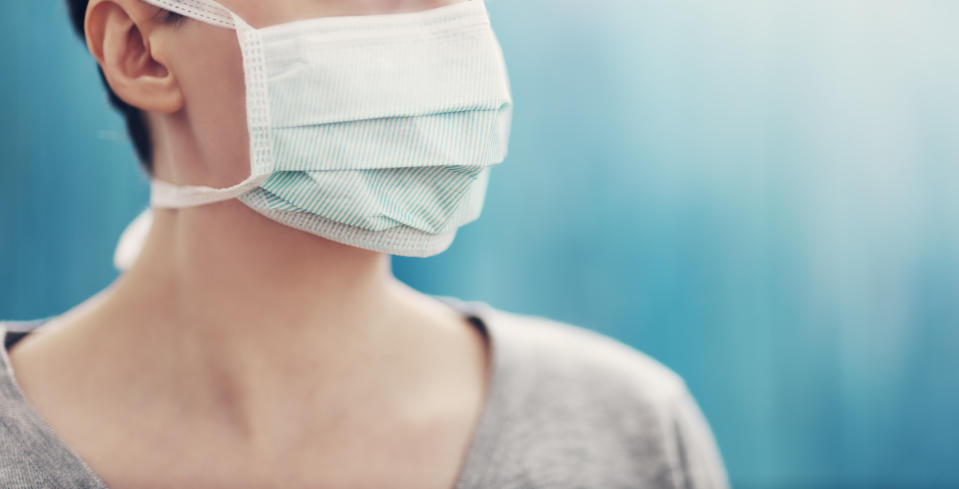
[82,200,472,448]
[126,200,399,331]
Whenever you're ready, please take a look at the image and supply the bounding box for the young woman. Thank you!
[0,0,729,487]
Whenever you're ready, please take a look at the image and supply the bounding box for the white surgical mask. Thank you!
[140,0,513,257]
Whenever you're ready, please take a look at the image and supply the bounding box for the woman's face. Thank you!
[151,0,463,187]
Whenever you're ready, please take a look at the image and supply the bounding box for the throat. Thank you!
[6,196,492,484]
[8,272,490,481]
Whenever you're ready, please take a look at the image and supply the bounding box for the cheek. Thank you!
[173,25,251,186]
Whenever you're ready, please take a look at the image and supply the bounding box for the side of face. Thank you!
[86,0,465,187]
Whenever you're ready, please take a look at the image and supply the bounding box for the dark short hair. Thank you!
[65,0,181,173]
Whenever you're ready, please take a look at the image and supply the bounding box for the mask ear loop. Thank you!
[138,0,235,28]
[114,208,153,271]
[150,176,270,208]
[142,2,276,209]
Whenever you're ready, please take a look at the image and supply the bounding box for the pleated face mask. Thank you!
[141,0,513,257]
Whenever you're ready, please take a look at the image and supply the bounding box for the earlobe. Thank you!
[85,0,184,114]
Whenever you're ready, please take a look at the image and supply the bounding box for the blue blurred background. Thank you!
[3,1,958,488]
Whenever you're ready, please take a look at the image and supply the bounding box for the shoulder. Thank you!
[0,322,110,489]
[471,303,730,489]
[483,305,687,405]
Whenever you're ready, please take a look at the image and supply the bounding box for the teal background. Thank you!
[3,1,958,488]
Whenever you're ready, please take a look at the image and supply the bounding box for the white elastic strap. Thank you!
[114,208,154,271]
[150,174,269,208]
[144,5,272,209]
[139,0,235,29]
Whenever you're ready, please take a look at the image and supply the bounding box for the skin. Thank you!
[7,0,490,488]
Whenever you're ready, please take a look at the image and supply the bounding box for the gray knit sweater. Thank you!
[0,298,729,488]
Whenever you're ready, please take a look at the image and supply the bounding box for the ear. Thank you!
[85,0,184,114]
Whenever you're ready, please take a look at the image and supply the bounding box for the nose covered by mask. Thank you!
[131,0,512,259]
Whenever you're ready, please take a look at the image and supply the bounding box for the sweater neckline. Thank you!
[0,296,507,489]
